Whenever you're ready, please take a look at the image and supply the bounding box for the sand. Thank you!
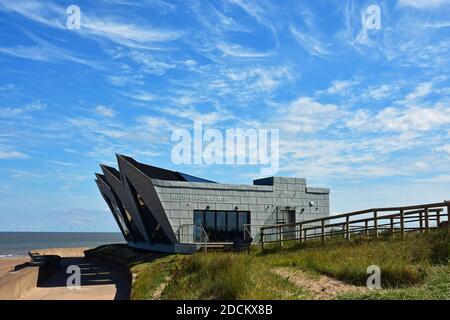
[29,247,90,258]
[0,257,29,277]
[272,267,366,299]
[0,247,129,300]
[0,247,90,278]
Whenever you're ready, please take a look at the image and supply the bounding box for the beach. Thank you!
[0,247,90,277]
[0,246,130,300]
[0,256,29,277]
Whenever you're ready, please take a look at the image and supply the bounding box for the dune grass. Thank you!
[338,266,450,300]
[160,253,310,300]
[89,228,449,300]
[263,228,448,288]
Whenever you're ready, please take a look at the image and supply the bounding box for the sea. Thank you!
[0,232,125,257]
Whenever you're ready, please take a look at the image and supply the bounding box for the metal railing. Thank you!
[243,224,275,242]
[243,224,255,241]
[259,201,450,249]
[175,224,209,249]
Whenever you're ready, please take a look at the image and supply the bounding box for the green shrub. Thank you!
[429,229,450,265]
[162,253,252,299]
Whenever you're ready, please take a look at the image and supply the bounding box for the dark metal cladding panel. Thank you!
[95,174,134,242]
[117,155,177,244]
[100,164,150,243]
[95,179,129,241]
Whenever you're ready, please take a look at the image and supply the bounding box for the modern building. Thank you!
[95,154,330,253]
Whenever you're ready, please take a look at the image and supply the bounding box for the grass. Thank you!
[160,253,310,300]
[88,228,449,300]
[338,266,450,300]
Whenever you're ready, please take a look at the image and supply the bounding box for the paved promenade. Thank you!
[20,257,130,300]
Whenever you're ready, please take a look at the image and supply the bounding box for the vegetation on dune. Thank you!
[261,228,449,287]
[160,253,310,300]
[89,228,449,300]
[130,254,183,300]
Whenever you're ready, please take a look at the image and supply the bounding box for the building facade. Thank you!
[95,154,330,253]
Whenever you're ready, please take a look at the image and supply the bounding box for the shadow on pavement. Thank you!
[37,257,130,300]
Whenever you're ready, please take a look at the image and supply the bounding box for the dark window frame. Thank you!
[193,210,251,242]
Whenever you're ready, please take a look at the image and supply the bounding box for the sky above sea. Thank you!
[0,0,449,231]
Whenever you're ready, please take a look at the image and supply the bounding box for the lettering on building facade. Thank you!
[171,194,228,203]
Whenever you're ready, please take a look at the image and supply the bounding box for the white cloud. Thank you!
[416,174,450,183]
[107,74,144,87]
[0,34,100,68]
[404,82,432,101]
[0,0,182,49]
[290,25,330,57]
[0,45,50,61]
[436,144,450,155]
[423,21,450,28]
[0,0,65,28]
[223,66,292,93]
[227,0,277,33]
[95,105,115,117]
[161,105,235,125]
[0,150,29,160]
[83,18,182,48]
[216,42,272,58]
[99,0,176,12]
[67,117,126,140]
[347,104,450,132]
[397,0,450,9]
[363,84,398,100]
[191,1,249,35]
[0,101,46,119]
[326,79,360,95]
[125,51,175,75]
[274,97,341,133]
[126,92,158,102]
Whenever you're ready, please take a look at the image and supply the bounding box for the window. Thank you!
[216,211,227,241]
[227,211,238,240]
[193,210,251,242]
[238,212,249,231]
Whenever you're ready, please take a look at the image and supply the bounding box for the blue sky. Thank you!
[0,0,449,232]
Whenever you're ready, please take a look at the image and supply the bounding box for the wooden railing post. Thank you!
[278,226,282,248]
[400,209,405,237]
[260,229,264,250]
[419,211,424,233]
[390,217,394,236]
[447,202,450,225]
[299,223,303,244]
[345,215,350,241]
[321,220,325,244]
[374,211,378,238]
[364,220,368,237]
[424,207,429,232]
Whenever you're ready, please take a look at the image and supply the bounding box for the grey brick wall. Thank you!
[152,176,330,240]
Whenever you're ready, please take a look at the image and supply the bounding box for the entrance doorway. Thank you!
[284,209,296,240]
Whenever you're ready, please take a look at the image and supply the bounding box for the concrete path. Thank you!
[20,257,130,300]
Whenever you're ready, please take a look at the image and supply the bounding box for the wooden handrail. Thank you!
[260,202,448,230]
[260,201,449,249]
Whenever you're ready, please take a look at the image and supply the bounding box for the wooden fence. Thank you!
[259,201,450,249]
